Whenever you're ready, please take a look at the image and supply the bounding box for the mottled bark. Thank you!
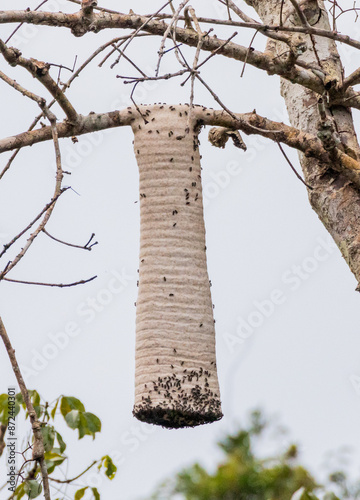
[131,105,222,428]
[246,0,360,290]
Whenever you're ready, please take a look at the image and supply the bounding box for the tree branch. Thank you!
[49,460,97,484]
[2,8,360,108]
[0,9,329,97]
[0,105,359,188]
[0,189,68,259]
[1,9,360,50]
[0,111,63,280]
[342,66,360,92]
[3,275,97,287]
[0,317,51,500]
[0,39,78,123]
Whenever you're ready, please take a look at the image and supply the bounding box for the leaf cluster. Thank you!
[0,391,117,499]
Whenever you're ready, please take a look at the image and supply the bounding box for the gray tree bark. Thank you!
[245,0,360,290]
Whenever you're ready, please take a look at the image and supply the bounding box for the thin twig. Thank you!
[98,33,151,68]
[0,70,46,107]
[195,32,238,70]
[118,68,189,84]
[42,229,98,250]
[155,0,190,76]
[187,7,205,110]
[0,109,63,280]
[49,460,98,484]
[111,1,174,71]
[277,141,313,189]
[3,275,97,287]
[220,0,290,43]
[5,0,49,44]
[130,81,149,123]
[0,189,68,259]
[241,29,260,78]
[110,45,147,75]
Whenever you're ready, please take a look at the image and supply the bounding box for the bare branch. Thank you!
[1,9,359,53]
[3,275,97,287]
[224,0,291,43]
[0,103,359,187]
[342,66,360,91]
[0,111,64,280]
[0,39,78,123]
[111,1,174,72]
[5,0,50,44]
[42,229,98,251]
[3,9,357,99]
[276,141,313,189]
[49,460,98,484]
[0,109,135,153]
[0,188,68,259]
[155,0,190,77]
[0,69,46,107]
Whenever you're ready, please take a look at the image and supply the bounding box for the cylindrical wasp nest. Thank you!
[131,104,222,428]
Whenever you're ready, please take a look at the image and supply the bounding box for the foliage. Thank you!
[0,391,117,499]
[150,411,360,500]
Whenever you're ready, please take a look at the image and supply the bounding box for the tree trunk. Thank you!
[131,104,222,428]
[246,0,360,290]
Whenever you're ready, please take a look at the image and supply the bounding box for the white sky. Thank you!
[0,1,360,499]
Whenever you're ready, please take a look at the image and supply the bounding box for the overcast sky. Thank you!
[1,1,360,499]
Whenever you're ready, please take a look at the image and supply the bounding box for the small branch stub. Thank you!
[131,104,222,428]
[81,0,98,15]
[208,126,247,150]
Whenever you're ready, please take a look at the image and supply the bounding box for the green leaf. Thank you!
[51,398,60,420]
[91,487,100,500]
[33,405,43,419]
[65,409,80,430]
[24,480,42,499]
[83,412,101,437]
[29,390,41,408]
[15,392,25,409]
[75,487,88,499]
[13,482,26,499]
[0,394,21,425]
[44,451,67,474]
[60,396,85,418]
[101,455,117,480]
[41,425,55,452]
[78,412,92,439]
[56,431,66,453]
